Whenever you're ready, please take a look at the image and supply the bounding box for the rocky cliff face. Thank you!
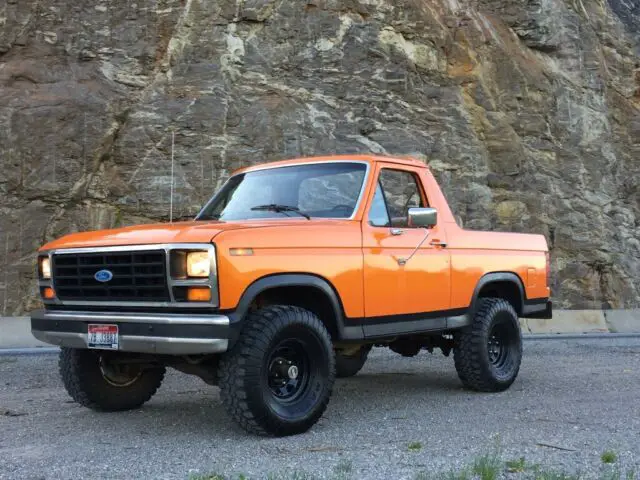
[1,0,639,314]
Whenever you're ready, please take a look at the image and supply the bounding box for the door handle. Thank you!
[429,240,447,248]
[390,228,404,236]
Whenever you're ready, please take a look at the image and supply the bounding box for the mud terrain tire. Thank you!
[218,305,335,437]
[454,297,522,392]
[59,347,165,411]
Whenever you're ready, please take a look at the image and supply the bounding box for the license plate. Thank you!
[87,324,119,350]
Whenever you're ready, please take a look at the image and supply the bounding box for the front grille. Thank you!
[52,250,170,303]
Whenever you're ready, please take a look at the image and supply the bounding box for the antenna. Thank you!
[170,130,175,223]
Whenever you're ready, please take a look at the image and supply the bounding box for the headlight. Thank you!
[186,251,210,277]
[39,257,51,279]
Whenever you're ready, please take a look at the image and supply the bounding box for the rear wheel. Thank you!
[453,298,522,392]
[218,305,335,436]
[59,348,165,411]
[335,345,371,378]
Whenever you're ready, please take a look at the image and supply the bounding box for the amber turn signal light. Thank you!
[43,287,56,299]
[186,287,211,302]
[229,248,254,256]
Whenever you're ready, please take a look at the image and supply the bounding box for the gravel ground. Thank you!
[1,338,639,480]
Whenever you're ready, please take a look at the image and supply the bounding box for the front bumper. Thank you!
[30,309,230,355]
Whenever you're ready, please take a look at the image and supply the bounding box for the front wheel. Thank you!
[218,305,336,437]
[59,348,165,411]
[453,298,522,392]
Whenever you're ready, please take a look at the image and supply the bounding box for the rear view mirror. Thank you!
[408,207,437,228]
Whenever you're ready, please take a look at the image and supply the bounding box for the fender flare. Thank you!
[225,273,359,345]
[469,272,526,316]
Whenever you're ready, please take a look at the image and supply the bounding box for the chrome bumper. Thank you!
[30,309,230,355]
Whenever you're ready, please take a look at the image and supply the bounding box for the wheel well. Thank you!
[477,281,522,315]
[250,286,340,339]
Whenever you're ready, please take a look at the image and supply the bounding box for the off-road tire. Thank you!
[335,345,371,378]
[453,298,522,392]
[218,305,336,437]
[59,348,165,411]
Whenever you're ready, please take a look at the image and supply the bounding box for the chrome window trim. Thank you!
[39,243,218,309]
[196,160,372,222]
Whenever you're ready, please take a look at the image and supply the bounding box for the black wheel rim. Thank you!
[487,316,520,370]
[266,339,310,403]
[487,328,508,368]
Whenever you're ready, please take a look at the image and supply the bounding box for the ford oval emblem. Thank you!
[94,269,114,283]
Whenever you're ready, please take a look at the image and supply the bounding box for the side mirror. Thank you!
[408,207,437,228]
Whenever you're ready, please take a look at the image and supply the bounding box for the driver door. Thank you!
[362,164,451,336]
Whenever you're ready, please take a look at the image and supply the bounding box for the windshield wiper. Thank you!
[250,204,311,220]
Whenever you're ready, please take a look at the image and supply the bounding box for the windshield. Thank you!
[197,162,368,221]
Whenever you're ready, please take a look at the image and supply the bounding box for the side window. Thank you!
[377,169,425,228]
[368,183,390,227]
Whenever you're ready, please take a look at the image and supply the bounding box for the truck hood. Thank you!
[40,218,343,251]
[39,219,320,251]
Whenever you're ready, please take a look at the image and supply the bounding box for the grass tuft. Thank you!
[408,441,423,452]
[189,446,638,480]
[414,467,471,480]
[188,474,226,480]
[532,471,580,480]
[443,468,471,480]
[505,457,527,473]
[471,451,502,480]
[267,472,316,480]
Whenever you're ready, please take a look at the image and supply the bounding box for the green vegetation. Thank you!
[267,473,316,480]
[471,450,502,480]
[408,441,423,452]
[529,469,581,480]
[600,465,637,480]
[505,457,527,473]
[602,451,618,464]
[412,448,638,480]
[188,448,638,480]
[188,474,226,480]
[442,468,471,480]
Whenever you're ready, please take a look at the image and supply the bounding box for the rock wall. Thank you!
[1,0,639,315]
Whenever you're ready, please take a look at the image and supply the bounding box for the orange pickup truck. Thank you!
[31,154,552,436]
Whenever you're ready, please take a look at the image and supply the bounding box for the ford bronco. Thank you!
[31,154,552,436]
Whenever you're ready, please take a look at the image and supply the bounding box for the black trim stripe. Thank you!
[46,304,221,315]
[346,307,468,326]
